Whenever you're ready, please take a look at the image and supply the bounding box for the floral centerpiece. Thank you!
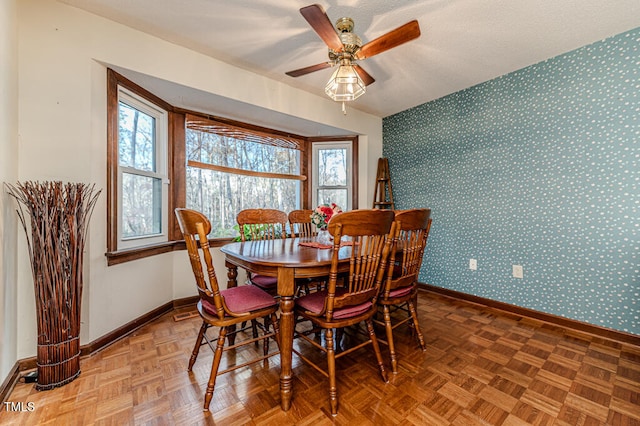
[311,203,343,230]
[311,203,342,245]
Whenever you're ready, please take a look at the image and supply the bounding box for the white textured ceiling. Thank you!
[61,0,640,120]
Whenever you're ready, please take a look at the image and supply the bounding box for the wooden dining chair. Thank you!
[175,208,281,411]
[288,209,316,238]
[237,208,288,294]
[293,209,396,416]
[288,209,324,294]
[375,208,431,374]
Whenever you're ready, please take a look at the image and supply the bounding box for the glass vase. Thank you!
[316,228,332,246]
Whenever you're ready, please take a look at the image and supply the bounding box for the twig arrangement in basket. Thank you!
[5,181,101,390]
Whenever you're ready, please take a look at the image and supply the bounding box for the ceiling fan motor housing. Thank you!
[340,32,362,53]
[328,17,362,61]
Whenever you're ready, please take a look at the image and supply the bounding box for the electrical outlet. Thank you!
[513,265,523,279]
[469,259,477,270]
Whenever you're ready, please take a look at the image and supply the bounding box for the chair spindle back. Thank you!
[324,209,396,321]
[175,208,225,320]
[288,209,316,238]
[385,209,432,296]
[237,209,288,241]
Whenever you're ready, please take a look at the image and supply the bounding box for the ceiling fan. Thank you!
[286,4,421,107]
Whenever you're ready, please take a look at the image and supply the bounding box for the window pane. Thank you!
[318,148,347,186]
[186,130,299,175]
[119,101,156,171]
[317,189,347,210]
[186,166,299,238]
[121,173,162,238]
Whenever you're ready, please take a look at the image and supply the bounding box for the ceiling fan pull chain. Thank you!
[342,101,347,115]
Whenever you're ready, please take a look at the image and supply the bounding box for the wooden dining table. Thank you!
[220,237,351,411]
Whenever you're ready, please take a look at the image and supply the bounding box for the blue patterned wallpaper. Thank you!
[383,28,639,334]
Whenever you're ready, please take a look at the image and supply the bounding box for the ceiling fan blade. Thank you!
[356,20,421,60]
[300,4,343,52]
[286,62,333,78]
[353,65,375,86]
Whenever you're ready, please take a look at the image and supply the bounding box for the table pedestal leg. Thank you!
[277,267,295,411]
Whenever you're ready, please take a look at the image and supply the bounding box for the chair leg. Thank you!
[382,305,398,374]
[321,327,345,352]
[270,312,281,350]
[366,319,388,383]
[227,324,237,345]
[203,326,227,412]
[262,316,271,360]
[188,321,208,371]
[252,319,259,341]
[407,300,426,351]
[325,327,338,416]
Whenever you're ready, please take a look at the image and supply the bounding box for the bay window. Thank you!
[106,68,358,264]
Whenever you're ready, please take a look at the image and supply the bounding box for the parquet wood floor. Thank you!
[2,291,639,425]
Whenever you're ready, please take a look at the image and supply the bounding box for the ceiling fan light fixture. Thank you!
[324,64,366,102]
[289,5,421,111]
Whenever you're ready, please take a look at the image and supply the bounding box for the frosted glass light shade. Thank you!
[324,65,366,101]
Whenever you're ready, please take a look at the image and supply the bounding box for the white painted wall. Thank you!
[0,0,19,381]
[11,0,382,361]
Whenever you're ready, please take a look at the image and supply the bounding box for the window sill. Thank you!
[105,237,234,266]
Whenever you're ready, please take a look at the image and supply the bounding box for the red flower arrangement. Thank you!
[311,203,342,230]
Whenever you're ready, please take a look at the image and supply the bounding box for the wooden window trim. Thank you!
[187,160,307,181]
[170,111,186,244]
[105,238,233,266]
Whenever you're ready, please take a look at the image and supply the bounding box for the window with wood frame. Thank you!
[116,88,169,248]
[107,70,176,265]
[185,114,304,238]
[311,140,354,211]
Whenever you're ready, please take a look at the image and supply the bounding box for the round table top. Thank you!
[220,237,355,268]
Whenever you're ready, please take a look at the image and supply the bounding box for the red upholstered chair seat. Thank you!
[201,285,278,316]
[296,288,372,319]
[388,285,413,299]
[250,272,278,289]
